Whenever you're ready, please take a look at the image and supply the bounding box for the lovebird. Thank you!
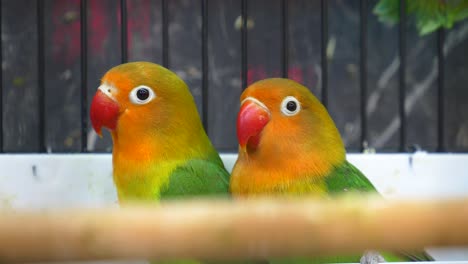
[230,78,432,263]
[89,61,230,203]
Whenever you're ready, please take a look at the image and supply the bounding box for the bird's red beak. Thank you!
[90,90,119,137]
[237,99,270,151]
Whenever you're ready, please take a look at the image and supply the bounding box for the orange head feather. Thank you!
[231,78,346,196]
[90,61,210,160]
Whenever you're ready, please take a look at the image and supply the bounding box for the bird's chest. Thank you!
[231,163,328,197]
[112,159,182,202]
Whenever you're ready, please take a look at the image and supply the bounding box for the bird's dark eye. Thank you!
[136,88,150,100]
[280,96,301,116]
[129,85,155,105]
[286,101,297,112]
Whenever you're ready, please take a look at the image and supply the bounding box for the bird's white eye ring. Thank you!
[129,85,155,105]
[280,96,301,116]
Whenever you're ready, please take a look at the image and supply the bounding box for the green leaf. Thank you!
[373,0,468,36]
[419,20,443,35]
[452,1,468,23]
[373,0,399,24]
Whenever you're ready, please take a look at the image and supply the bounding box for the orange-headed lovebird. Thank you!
[230,78,432,263]
[90,62,230,203]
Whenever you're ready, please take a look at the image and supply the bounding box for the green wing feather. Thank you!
[160,153,230,199]
[324,160,377,194]
[325,160,433,262]
[152,154,229,264]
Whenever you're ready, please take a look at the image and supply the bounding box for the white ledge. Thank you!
[0,153,467,262]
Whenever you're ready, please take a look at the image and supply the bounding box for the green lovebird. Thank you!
[90,61,230,202]
[230,78,433,263]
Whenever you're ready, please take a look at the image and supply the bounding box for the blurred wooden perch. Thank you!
[1,196,468,263]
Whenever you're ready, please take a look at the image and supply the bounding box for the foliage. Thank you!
[374,0,468,35]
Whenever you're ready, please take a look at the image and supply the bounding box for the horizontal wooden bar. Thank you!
[0,196,468,262]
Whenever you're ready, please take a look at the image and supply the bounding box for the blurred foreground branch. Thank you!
[1,196,468,263]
